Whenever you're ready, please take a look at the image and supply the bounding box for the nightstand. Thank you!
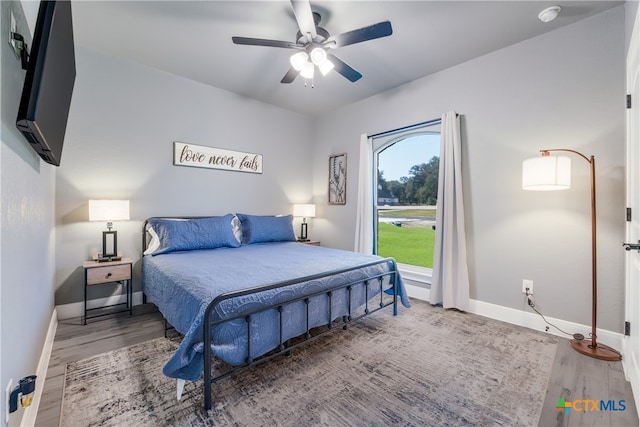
[83,257,133,324]
[298,240,320,246]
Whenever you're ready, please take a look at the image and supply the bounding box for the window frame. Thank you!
[372,122,441,286]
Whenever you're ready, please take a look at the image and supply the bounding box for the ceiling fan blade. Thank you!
[290,0,317,41]
[232,36,297,49]
[327,54,362,82]
[280,67,299,84]
[325,21,393,49]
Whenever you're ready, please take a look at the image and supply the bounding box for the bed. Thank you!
[141,214,410,410]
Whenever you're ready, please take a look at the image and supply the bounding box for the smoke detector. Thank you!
[538,6,561,23]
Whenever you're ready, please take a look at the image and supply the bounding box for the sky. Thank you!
[377,134,440,181]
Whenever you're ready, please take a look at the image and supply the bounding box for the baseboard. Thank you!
[56,292,144,320]
[469,299,624,351]
[19,308,57,427]
[404,284,624,353]
[403,283,430,301]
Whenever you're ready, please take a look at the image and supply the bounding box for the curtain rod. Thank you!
[368,115,456,139]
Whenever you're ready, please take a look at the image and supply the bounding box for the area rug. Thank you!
[60,301,557,426]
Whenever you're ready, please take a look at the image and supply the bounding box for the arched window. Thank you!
[372,121,441,281]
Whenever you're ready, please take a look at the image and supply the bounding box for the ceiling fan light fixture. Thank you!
[300,61,315,79]
[310,47,327,66]
[319,59,334,76]
[290,51,309,71]
[232,0,394,85]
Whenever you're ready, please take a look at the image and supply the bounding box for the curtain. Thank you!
[354,134,374,254]
[431,111,470,310]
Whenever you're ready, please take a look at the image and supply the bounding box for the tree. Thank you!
[387,180,405,203]
[378,170,388,193]
[401,156,439,205]
[377,156,439,205]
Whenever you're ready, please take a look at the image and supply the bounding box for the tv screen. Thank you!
[16,0,76,167]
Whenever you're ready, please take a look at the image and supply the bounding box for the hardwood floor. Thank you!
[36,305,165,426]
[36,305,638,426]
[540,342,638,427]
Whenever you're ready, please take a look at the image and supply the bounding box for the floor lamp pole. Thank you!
[546,149,621,361]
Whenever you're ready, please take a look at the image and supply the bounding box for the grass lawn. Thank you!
[377,222,435,268]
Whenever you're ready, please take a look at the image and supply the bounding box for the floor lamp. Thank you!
[522,149,621,361]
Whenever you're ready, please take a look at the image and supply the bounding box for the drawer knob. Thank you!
[105,272,112,279]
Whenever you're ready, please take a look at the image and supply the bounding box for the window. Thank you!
[373,122,441,276]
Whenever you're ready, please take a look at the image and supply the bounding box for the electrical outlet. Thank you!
[522,279,533,294]
[5,378,12,426]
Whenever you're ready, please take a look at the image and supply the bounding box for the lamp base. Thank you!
[570,339,621,361]
[97,257,121,263]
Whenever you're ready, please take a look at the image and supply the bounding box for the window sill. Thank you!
[397,263,432,287]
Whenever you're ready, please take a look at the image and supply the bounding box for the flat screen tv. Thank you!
[16,0,76,167]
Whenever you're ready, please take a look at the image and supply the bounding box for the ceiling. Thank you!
[71,1,623,116]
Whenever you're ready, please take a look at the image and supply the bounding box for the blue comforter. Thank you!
[142,242,410,381]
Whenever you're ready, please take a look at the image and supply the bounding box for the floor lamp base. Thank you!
[570,339,622,361]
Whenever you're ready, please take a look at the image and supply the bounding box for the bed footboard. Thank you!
[202,257,400,411]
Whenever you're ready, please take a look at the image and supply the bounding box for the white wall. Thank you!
[54,47,314,308]
[313,6,626,333]
[1,1,56,424]
[626,0,639,53]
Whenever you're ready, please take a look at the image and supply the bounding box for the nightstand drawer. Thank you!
[86,264,131,285]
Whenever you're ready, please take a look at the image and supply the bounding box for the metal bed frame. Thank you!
[142,217,400,411]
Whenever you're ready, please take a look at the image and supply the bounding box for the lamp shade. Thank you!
[310,47,327,66]
[319,59,334,76]
[88,200,130,221]
[290,52,308,71]
[522,156,571,191]
[300,61,315,79]
[293,204,316,218]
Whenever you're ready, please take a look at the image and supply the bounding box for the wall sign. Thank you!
[173,142,262,174]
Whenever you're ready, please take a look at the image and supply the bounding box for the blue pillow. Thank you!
[147,215,240,255]
[236,214,296,244]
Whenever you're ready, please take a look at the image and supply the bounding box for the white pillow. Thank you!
[143,226,161,255]
[231,215,242,243]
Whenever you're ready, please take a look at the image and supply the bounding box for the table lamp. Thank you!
[293,204,316,242]
[89,199,130,262]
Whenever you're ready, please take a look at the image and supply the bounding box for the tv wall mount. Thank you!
[9,11,29,70]
[10,32,29,70]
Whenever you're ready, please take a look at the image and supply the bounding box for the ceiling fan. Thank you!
[232,0,393,84]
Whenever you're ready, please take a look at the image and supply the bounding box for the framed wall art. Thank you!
[328,153,347,205]
[173,141,262,174]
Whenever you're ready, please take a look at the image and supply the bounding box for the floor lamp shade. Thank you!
[88,200,130,260]
[522,155,571,191]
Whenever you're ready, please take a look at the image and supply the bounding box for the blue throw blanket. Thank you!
[143,242,410,381]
